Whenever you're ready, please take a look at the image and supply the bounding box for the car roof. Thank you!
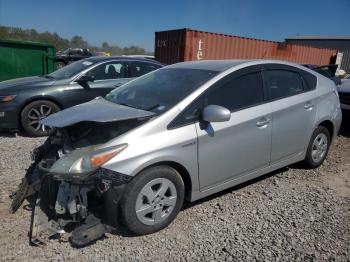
[167,60,251,72]
[84,56,164,65]
[166,59,315,73]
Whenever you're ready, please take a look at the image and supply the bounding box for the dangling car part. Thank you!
[28,165,130,247]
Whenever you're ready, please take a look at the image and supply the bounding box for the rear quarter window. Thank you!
[262,63,317,92]
[300,71,317,91]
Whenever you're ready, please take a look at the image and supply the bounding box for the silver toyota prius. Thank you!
[11,59,342,246]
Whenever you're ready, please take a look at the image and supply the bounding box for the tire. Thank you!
[118,166,185,235]
[56,61,66,69]
[303,126,331,168]
[21,100,60,137]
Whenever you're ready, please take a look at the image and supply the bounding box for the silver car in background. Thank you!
[11,59,342,246]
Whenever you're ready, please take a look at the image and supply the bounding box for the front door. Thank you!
[85,61,129,98]
[58,61,129,108]
[195,69,272,190]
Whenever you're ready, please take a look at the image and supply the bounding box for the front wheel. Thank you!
[21,100,60,137]
[303,126,331,168]
[118,166,185,235]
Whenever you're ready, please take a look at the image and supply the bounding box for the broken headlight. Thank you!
[68,144,128,174]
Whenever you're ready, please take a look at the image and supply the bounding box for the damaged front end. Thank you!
[30,155,130,247]
[10,99,155,247]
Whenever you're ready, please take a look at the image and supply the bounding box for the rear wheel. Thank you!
[303,126,331,168]
[119,166,185,235]
[21,100,60,137]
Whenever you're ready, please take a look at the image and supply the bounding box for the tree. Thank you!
[102,42,110,49]
[0,26,150,55]
[70,35,88,48]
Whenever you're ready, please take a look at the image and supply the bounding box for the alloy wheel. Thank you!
[135,178,178,226]
[27,104,53,132]
[311,133,328,163]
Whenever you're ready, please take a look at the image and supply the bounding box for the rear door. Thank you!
[261,64,317,163]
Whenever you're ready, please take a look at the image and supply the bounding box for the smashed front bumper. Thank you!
[13,157,131,247]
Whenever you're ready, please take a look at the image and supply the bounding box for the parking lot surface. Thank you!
[0,124,349,261]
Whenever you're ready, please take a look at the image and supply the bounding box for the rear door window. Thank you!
[86,61,126,80]
[262,70,304,100]
[128,61,162,77]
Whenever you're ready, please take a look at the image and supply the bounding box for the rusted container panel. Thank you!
[155,29,337,65]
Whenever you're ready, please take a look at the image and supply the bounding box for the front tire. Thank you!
[303,126,331,168]
[21,100,60,137]
[119,166,185,235]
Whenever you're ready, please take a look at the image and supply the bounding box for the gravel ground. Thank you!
[0,123,349,261]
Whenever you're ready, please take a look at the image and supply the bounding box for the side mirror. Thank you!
[76,75,94,89]
[202,105,231,123]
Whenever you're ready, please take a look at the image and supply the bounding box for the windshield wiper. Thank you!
[145,104,160,111]
[117,103,160,112]
[117,103,140,110]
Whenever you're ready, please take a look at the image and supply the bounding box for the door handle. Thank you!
[114,83,123,87]
[256,117,270,127]
[304,102,314,110]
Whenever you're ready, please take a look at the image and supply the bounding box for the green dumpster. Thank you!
[0,39,56,82]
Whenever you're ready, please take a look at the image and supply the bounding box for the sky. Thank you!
[0,0,349,51]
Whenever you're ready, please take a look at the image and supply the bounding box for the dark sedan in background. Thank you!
[55,48,94,69]
[0,57,163,136]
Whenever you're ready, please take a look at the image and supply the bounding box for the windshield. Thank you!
[105,68,218,114]
[47,60,96,80]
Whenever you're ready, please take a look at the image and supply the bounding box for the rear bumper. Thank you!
[0,102,20,130]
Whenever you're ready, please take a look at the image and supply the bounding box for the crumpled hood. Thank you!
[0,76,54,92]
[41,98,155,128]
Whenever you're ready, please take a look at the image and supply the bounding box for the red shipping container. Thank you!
[155,28,337,65]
